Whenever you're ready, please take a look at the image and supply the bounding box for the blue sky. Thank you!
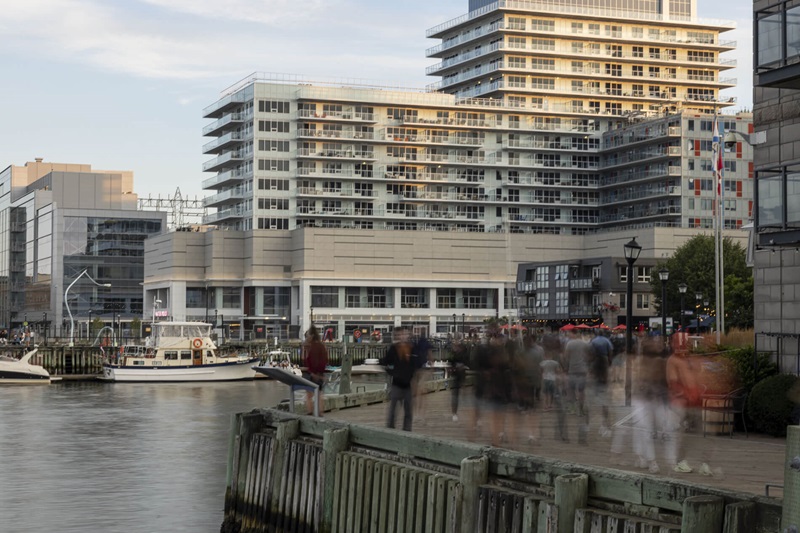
[0,0,753,199]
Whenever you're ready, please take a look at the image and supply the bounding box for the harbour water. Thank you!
[0,380,288,533]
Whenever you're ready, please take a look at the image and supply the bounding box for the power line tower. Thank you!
[138,188,206,230]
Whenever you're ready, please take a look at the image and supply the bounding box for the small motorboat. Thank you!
[259,350,302,377]
[0,348,52,384]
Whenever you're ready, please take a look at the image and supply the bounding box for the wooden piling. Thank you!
[270,419,299,529]
[680,495,724,533]
[555,473,588,533]
[322,427,349,533]
[783,425,800,532]
[459,454,488,533]
[723,501,756,533]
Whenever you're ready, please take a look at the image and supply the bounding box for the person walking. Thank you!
[380,328,419,431]
[303,326,328,416]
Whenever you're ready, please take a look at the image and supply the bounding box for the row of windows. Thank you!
[258,100,290,114]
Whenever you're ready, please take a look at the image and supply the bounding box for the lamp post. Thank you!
[658,268,669,349]
[462,313,465,336]
[623,237,642,407]
[66,269,111,347]
[678,283,687,333]
[452,313,456,337]
[695,291,703,332]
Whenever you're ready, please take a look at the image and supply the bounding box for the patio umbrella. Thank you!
[511,324,527,330]
[575,324,592,330]
[594,323,610,329]
[559,323,576,331]
[612,324,627,331]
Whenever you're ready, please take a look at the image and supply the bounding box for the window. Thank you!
[257,218,288,229]
[258,120,290,133]
[632,46,644,58]
[437,289,456,309]
[508,36,526,49]
[571,22,583,34]
[257,198,289,210]
[311,286,338,308]
[530,19,554,31]
[259,100,290,113]
[636,293,650,310]
[258,159,290,172]
[605,64,622,77]
[221,287,240,308]
[632,65,643,77]
[186,288,207,308]
[536,266,550,289]
[588,24,600,35]
[258,140,290,152]
[257,178,289,190]
[636,266,651,283]
[507,56,526,69]
[619,265,628,283]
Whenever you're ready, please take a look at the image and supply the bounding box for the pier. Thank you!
[222,384,798,532]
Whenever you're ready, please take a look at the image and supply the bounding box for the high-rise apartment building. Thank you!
[143,1,747,339]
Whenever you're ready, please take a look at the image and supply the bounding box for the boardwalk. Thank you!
[325,383,787,498]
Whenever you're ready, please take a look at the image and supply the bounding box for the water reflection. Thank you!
[0,381,287,533]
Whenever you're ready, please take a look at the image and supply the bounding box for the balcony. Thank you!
[516,281,536,294]
[296,109,376,122]
[202,206,252,225]
[202,131,252,154]
[569,278,600,291]
[202,151,246,173]
[202,167,252,190]
[202,91,250,119]
[569,305,598,318]
[202,112,251,136]
[203,188,248,208]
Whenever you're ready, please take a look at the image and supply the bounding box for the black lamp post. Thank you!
[695,291,703,332]
[462,313,465,336]
[452,313,456,336]
[678,283,687,332]
[658,268,669,348]
[623,237,642,407]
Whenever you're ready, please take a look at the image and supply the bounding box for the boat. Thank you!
[0,348,52,384]
[258,349,302,377]
[99,321,258,382]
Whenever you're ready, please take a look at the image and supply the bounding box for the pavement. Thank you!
[326,382,788,498]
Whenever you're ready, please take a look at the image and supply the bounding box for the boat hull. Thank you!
[0,369,50,384]
[100,358,259,382]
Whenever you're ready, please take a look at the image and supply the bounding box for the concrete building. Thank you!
[142,0,748,341]
[752,0,800,372]
[0,160,166,338]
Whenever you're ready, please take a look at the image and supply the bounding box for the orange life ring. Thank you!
[192,338,203,349]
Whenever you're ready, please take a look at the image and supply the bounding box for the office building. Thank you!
[0,160,166,337]
[752,0,800,371]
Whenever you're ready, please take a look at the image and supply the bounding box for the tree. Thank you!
[648,234,752,331]
[130,317,142,339]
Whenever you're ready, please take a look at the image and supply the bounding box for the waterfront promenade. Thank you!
[325,384,787,498]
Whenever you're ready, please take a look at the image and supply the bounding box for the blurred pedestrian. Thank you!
[303,326,328,416]
[380,328,419,431]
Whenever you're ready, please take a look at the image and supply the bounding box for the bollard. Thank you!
[340,350,352,395]
[681,495,724,533]
[554,473,588,533]
[460,455,488,533]
[783,426,800,532]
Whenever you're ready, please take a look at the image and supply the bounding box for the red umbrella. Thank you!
[511,324,527,331]
[613,324,627,331]
[559,323,576,331]
[575,324,592,330]
[595,323,610,329]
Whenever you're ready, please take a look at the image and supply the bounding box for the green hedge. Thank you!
[747,374,799,437]
[720,346,777,392]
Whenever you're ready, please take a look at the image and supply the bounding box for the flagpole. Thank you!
[713,114,724,345]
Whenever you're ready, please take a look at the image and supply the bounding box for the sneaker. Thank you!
[648,461,660,474]
[452,414,459,422]
[698,463,713,476]
[673,460,693,473]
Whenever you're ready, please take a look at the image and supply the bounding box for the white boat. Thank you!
[100,321,258,382]
[0,348,52,384]
[259,350,302,377]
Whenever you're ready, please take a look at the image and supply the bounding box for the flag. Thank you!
[712,116,724,199]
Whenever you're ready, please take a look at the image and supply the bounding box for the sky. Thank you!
[0,0,754,200]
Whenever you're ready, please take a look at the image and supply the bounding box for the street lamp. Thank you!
[462,313,465,336]
[623,237,642,407]
[66,269,111,347]
[452,313,456,336]
[678,283,688,333]
[658,267,669,348]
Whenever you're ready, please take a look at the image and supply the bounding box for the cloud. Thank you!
[137,0,333,25]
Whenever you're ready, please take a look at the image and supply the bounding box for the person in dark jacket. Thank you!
[379,328,419,431]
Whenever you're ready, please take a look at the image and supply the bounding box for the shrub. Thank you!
[720,346,778,393]
[747,374,799,437]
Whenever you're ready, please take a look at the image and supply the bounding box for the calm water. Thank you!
[0,380,289,533]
